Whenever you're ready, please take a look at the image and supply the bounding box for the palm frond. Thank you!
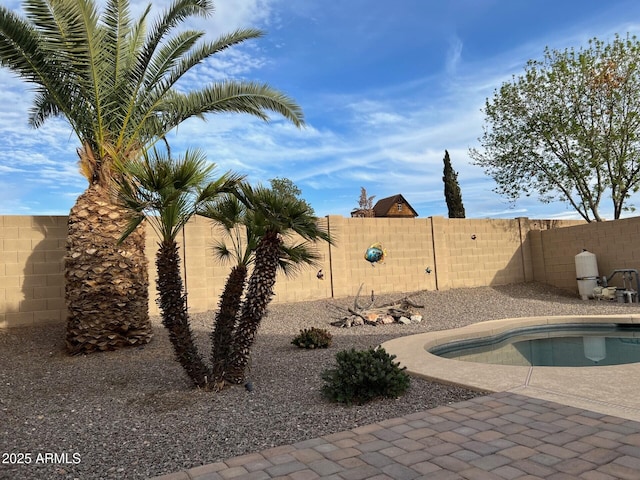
[116,147,244,244]
[200,193,245,229]
[100,0,139,132]
[143,30,204,93]
[145,28,263,96]
[135,0,212,88]
[1,1,83,133]
[197,172,244,204]
[205,182,330,276]
[277,241,323,277]
[2,0,304,188]
[0,4,46,81]
[200,190,255,267]
[162,81,305,130]
[29,88,61,128]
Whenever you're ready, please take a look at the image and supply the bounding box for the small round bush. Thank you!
[321,346,410,405]
[291,327,333,349]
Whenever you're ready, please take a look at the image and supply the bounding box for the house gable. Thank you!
[372,194,418,218]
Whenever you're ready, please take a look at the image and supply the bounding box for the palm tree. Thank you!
[201,189,326,387]
[0,0,304,354]
[117,148,242,389]
[220,184,333,385]
[200,194,253,386]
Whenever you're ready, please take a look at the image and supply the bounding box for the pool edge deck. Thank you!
[382,314,640,422]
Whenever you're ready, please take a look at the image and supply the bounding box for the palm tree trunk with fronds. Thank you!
[210,264,248,388]
[225,231,281,385]
[65,184,152,354]
[156,240,212,389]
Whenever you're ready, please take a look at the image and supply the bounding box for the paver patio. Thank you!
[149,392,640,480]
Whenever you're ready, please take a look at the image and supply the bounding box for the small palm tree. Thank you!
[201,189,326,387]
[220,184,333,385]
[117,148,242,389]
[0,0,304,354]
[200,195,253,385]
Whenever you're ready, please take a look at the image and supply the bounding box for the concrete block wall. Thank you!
[165,215,581,309]
[271,216,333,304]
[0,213,591,328]
[144,215,334,316]
[326,216,437,299]
[433,217,526,289]
[144,216,245,316]
[534,216,640,292]
[0,216,67,328]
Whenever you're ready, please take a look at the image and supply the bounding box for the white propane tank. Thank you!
[575,250,599,300]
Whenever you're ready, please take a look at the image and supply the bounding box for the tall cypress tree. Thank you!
[443,150,466,218]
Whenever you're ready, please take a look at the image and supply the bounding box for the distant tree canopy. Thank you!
[442,150,465,218]
[470,34,640,222]
[355,187,376,217]
[269,177,315,216]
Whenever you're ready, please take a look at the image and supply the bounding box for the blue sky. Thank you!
[2,0,640,219]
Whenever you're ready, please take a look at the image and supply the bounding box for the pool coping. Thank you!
[382,314,640,422]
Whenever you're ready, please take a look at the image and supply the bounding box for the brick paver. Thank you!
[149,393,640,480]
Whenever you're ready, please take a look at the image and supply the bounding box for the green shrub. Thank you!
[321,346,410,405]
[291,327,333,349]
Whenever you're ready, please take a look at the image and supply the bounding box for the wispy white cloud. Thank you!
[446,35,463,75]
[2,0,640,220]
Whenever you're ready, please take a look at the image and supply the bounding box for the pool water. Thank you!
[431,323,640,367]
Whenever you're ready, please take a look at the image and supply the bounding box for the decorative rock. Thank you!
[398,316,411,325]
[380,315,395,324]
[410,315,423,323]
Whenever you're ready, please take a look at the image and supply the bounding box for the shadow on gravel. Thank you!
[488,282,580,301]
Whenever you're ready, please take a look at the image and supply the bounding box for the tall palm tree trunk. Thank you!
[156,239,212,389]
[210,264,247,387]
[225,231,281,385]
[65,184,152,354]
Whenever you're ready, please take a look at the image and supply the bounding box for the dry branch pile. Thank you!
[329,284,424,327]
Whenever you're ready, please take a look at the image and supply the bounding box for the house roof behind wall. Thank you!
[373,194,418,217]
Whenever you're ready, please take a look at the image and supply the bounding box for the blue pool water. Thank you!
[431,323,640,367]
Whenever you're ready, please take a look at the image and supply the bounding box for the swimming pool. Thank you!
[381,315,640,421]
[430,323,640,366]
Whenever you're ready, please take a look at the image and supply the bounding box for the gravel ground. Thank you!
[2,282,639,480]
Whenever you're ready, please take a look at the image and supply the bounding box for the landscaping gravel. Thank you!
[1,282,639,480]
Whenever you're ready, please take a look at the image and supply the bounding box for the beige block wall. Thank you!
[144,216,238,316]
[271,216,334,304]
[1,213,591,328]
[534,216,640,293]
[433,217,525,289]
[144,215,335,316]
[0,216,67,328]
[326,216,437,299]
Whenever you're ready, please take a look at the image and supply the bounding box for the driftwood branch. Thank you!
[353,283,375,311]
[330,287,424,327]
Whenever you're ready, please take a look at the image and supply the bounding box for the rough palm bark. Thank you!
[225,231,281,385]
[156,240,212,389]
[210,264,248,387]
[65,184,151,353]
